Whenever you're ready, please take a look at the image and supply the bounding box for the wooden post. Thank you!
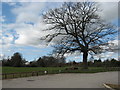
[26,73,27,77]
[20,73,21,77]
[4,74,7,79]
[13,74,14,78]
[32,72,34,76]
[5,74,7,79]
[37,72,38,76]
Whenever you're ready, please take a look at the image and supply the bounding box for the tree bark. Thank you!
[83,51,88,69]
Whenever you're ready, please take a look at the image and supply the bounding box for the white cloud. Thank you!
[2,2,119,50]
[0,54,5,59]
[2,2,50,48]
[12,2,45,23]
[2,34,13,44]
[14,23,45,46]
[94,52,115,59]
[13,22,54,48]
[1,1,119,61]
[109,39,118,46]
[9,2,118,24]
[99,39,118,52]
[2,34,14,49]
[7,2,17,6]
[1,0,120,2]
[99,2,118,21]
[2,22,52,48]
[64,51,83,57]
[90,0,119,2]
[0,16,6,22]
[108,39,119,52]
[74,56,81,59]
[1,0,48,2]
[10,2,53,47]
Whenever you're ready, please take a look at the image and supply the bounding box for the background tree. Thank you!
[36,56,66,67]
[57,56,66,66]
[29,61,38,67]
[110,58,117,67]
[42,2,117,69]
[10,52,26,67]
[2,58,11,66]
[37,57,46,67]
[93,59,102,67]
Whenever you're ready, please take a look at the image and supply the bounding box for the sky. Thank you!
[0,0,119,62]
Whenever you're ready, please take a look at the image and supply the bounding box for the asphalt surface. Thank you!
[2,71,118,88]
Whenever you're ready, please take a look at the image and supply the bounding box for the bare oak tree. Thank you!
[42,2,117,69]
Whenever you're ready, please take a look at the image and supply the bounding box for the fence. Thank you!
[1,67,119,80]
[1,70,61,80]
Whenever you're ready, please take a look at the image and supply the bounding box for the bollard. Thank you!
[44,71,47,74]
[59,70,61,73]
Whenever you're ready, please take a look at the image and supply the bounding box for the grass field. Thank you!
[2,66,120,74]
[62,67,120,73]
[2,67,66,74]
[1,66,120,79]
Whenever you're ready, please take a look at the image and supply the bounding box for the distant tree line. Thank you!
[28,56,66,67]
[1,52,66,67]
[1,52,120,67]
[69,58,120,67]
[2,52,26,67]
[87,58,120,67]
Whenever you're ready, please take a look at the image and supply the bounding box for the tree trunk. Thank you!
[83,51,88,69]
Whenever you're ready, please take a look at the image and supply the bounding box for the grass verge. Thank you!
[1,67,120,79]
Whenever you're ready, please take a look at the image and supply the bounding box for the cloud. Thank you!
[7,2,17,6]
[2,2,50,48]
[1,34,14,49]
[0,54,5,59]
[0,16,6,22]
[1,0,48,2]
[107,39,119,52]
[74,56,81,59]
[90,0,119,2]
[94,52,115,59]
[109,39,118,46]
[14,23,49,47]
[12,2,45,23]
[2,2,118,48]
[1,2,119,57]
[2,34,13,44]
[1,0,120,2]
[99,2,118,21]
[2,22,51,49]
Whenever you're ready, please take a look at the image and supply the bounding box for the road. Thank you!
[2,71,118,88]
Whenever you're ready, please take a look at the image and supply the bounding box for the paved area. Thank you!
[2,71,118,88]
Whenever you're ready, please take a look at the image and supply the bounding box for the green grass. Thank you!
[2,67,67,74]
[1,66,120,79]
[1,67,67,79]
[62,67,120,73]
[1,66,120,74]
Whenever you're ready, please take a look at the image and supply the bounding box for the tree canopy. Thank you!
[42,2,117,68]
[10,52,26,67]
